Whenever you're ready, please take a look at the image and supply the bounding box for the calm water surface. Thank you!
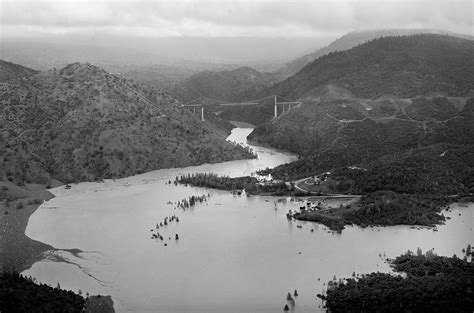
[23,127,473,313]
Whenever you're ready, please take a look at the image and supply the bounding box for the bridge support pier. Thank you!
[274,96,277,118]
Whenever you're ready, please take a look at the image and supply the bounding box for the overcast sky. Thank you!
[1,0,472,39]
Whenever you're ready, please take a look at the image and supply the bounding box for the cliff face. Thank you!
[1,62,254,185]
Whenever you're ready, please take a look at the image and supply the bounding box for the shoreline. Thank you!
[229,120,255,128]
[246,139,299,157]
[1,127,269,273]
[6,126,288,312]
[0,181,57,272]
[0,181,117,312]
[293,195,474,232]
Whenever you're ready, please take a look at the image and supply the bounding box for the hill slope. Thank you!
[267,34,474,100]
[218,34,474,126]
[273,29,474,80]
[0,60,38,82]
[177,66,277,103]
[249,35,474,180]
[250,93,474,178]
[1,62,254,185]
[119,64,194,92]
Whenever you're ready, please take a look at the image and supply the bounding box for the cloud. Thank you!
[0,0,472,38]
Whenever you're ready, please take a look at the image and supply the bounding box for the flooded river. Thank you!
[23,126,473,312]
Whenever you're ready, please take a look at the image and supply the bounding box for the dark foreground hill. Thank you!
[0,271,116,313]
[0,271,85,313]
[0,62,254,185]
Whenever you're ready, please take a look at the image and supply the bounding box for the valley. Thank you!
[18,127,474,313]
[1,29,473,313]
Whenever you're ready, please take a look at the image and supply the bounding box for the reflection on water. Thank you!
[23,128,473,313]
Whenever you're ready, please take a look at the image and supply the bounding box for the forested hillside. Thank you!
[273,29,473,80]
[207,34,474,126]
[0,62,255,185]
[248,35,474,230]
[266,34,474,100]
[251,94,474,179]
[250,35,474,180]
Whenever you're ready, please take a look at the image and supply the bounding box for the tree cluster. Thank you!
[324,251,474,313]
[0,271,85,313]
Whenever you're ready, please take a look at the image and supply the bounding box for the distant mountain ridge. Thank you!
[273,29,474,80]
[1,62,254,185]
[177,66,278,103]
[265,34,474,100]
[0,60,38,82]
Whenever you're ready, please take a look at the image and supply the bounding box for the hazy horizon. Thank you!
[0,0,472,70]
[0,34,333,63]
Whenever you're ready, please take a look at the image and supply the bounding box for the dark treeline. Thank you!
[343,191,449,227]
[294,212,347,232]
[329,144,474,195]
[175,173,303,196]
[330,145,473,228]
[294,191,472,231]
[323,250,474,313]
[291,144,474,230]
[0,271,85,313]
[176,194,208,209]
[253,97,474,184]
[176,173,257,191]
